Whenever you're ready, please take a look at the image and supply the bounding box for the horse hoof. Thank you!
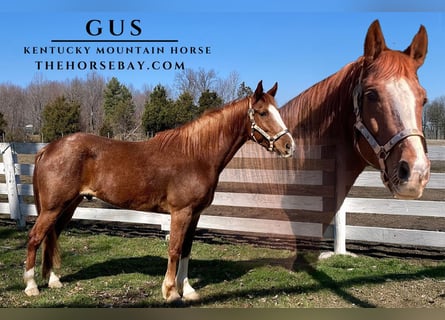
[48,280,63,289]
[24,286,40,296]
[183,291,200,302]
[166,291,182,303]
[167,293,182,304]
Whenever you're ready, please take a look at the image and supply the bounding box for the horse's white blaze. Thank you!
[176,256,196,297]
[268,104,295,153]
[385,78,428,172]
[268,104,287,130]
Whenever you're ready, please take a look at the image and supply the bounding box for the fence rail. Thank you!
[0,142,444,252]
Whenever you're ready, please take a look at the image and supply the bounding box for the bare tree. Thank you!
[424,96,445,139]
[216,70,241,103]
[25,74,64,134]
[130,85,151,125]
[82,72,105,134]
[174,68,218,103]
[0,84,26,140]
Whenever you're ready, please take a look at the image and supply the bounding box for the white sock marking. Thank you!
[176,256,196,296]
[24,267,39,295]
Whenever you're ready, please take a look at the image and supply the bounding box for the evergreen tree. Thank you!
[41,96,80,142]
[101,77,135,138]
[173,91,196,126]
[237,81,253,99]
[197,90,223,115]
[142,84,173,135]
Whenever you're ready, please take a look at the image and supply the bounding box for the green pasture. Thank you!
[0,225,444,308]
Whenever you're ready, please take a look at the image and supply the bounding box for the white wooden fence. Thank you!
[0,142,444,253]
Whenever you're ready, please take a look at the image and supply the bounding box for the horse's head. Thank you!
[353,20,430,199]
[248,81,295,158]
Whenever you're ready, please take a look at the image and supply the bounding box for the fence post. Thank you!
[2,143,25,228]
[333,201,347,254]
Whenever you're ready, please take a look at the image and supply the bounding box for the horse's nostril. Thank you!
[397,161,411,182]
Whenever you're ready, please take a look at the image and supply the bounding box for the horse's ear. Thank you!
[404,25,428,68]
[364,19,387,63]
[267,82,278,97]
[253,80,264,103]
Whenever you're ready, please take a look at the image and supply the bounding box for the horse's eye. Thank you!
[365,89,379,102]
[259,111,268,117]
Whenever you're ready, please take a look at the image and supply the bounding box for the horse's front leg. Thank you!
[176,213,200,301]
[162,208,192,302]
[176,256,200,301]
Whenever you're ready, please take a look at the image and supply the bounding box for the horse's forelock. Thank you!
[366,50,418,81]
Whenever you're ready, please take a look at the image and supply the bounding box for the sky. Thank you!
[0,1,444,106]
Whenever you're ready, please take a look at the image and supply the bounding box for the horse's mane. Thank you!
[282,50,419,142]
[280,58,363,146]
[152,97,249,158]
[280,50,418,166]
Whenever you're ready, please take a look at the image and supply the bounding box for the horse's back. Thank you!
[36,132,143,165]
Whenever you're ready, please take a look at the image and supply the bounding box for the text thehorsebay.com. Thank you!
[23,19,211,71]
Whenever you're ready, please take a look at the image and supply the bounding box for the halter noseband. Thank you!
[248,98,289,152]
[352,67,428,185]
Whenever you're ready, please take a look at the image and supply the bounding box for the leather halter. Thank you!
[248,98,289,152]
[352,68,428,185]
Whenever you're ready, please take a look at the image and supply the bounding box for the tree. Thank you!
[174,68,218,103]
[74,72,105,134]
[237,81,253,99]
[0,112,7,139]
[26,74,64,135]
[217,70,241,102]
[197,90,223,115]
[424,96,445,139]
[101,77,135,138]
[142,84,173,135]
[173,91,196,126]
[41,96,80,142]
[0,84,26,141]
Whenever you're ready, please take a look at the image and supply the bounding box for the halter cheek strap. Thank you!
[352,79,428,185]
[248,99,289,152]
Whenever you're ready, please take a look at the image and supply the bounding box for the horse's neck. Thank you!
[282,61,367,210]
[173,100,249,173]
[284,62,360,140]
[210,103,249,172]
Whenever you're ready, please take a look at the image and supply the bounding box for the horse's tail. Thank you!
[32,148,44,218]
[42,228,60,279]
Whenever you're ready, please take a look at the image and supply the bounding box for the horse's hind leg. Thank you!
[44,197,83,290]
[24,209,60,296]
[24,197,81,296]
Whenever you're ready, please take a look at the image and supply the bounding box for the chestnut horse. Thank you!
[279,20,430,212]
[24,81,295,302]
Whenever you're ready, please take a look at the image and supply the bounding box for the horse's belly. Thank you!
[85,181,169,213]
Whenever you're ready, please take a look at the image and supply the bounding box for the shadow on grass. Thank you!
[0,227,17,240]
[2,225,444,307]
[47,252,445,308]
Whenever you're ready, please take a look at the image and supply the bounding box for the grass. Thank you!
[1,225,444,308]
